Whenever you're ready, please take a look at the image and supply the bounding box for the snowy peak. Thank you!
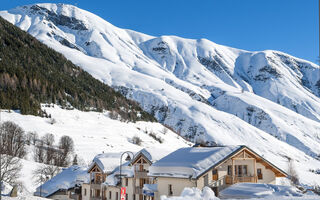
[28,4,89,30]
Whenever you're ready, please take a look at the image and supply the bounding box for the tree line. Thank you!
[0,16,155,122]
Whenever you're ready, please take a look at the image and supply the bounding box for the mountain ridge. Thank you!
[1,3,320,185]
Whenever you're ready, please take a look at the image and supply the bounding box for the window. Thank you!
[84,188,87,196]
[133,194,136,200]
[238,165,242,176]
[125,178,128,186]
[212,169,218,180]
[243,165,248,176]
[116,192,118,200]
[109,191,112,199]
[168,184,173,195]
[227,165,248,176]
[227,165,232,175]
[126,194,128,200]
[257,168,263,180]
[90,189,92,197]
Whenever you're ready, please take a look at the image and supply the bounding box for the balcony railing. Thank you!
[135,186,143,194]
[134,171,148,178]
[225,175,257,184]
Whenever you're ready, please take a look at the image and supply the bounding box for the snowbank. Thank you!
[219,183,319,199]
[161,187,219,200]
[2,197,49,200]
[161,185,319,200]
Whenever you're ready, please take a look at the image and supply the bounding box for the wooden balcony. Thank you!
[135,186,143,194]
[134,171,148,178]
[225,175,257,184]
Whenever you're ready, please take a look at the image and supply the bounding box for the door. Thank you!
[257,168,263,180]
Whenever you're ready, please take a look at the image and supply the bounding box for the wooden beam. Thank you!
[254,158,257,183]
[232,158,255,160]
[232,158,234,184]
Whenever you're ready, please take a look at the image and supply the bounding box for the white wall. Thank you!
[81,184,90,200]
[156,177,196,200]
[49,191,72,200]
[256,162,276,184]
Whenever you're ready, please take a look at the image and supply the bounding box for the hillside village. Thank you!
[31,145,289,200]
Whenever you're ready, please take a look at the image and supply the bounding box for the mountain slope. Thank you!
[1,106,190,193]
[1,3,320,185]
[0,16,154,122]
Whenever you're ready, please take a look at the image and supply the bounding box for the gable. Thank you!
[241,147,286,177]
[131,153,152,166]
[196,146,287,179]
[219,147,287,177]
[88,163,103,173]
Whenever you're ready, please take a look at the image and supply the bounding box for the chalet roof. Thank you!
[89,152,122,174]
[131,148,170,165]
[34,166,89,198]
[149,145,241,179]
[149,145,287,179]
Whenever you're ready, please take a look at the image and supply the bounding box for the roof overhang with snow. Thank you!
[149,145,287,179]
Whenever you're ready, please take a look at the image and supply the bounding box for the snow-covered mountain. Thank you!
[1,3,320,185]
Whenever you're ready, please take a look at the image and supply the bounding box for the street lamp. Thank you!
[119,151,134,200]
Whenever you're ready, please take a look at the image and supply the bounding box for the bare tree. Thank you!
[0,121,25,185]
[42,133,55,147]
[34,140,45,163]
[42,133,55,164]
[26,131,39,145]
[0,121,26,158]
[56,136,74,167]
[0,155,22,185]
[33,165,61,184]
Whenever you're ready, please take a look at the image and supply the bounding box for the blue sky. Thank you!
[1,0,318,63]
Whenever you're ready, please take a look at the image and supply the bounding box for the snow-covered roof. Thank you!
[34,166,89,197]
[89,152,122,173]
[131,147,172,164]
[1,181,13,196]
[104,161,134,186]
[149,146,242,179]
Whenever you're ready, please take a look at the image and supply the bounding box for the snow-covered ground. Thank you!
[1,105,190,193]
[0,3,320,187]
[161,184,319,200]
[2,197,49,200]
